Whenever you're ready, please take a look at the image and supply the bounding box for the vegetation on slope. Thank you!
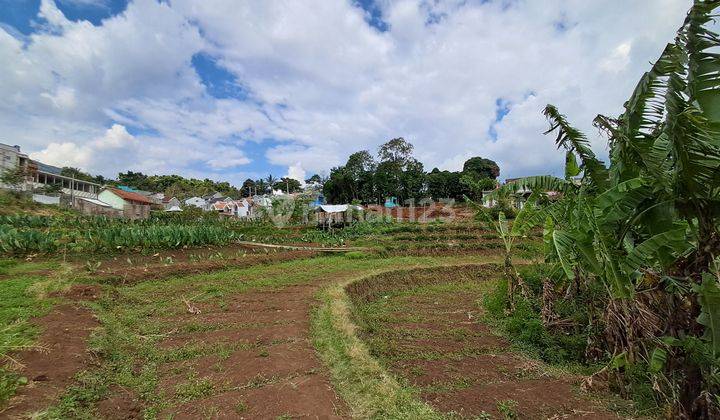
[483,2,720,416]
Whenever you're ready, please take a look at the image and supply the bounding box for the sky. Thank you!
[0,0,692,185]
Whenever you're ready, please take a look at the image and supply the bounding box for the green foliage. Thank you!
[483,266,589,365]
[0,213,245,255]
[0,167,27,191]
[492,2,720,414]
[694,273,720,357]
[462,156,500,180]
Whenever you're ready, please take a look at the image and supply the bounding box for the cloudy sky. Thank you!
[0,0,691,184]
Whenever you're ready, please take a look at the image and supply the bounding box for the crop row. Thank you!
[0,224,239,255]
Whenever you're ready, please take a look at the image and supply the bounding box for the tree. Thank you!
[378,137,414,164]
[117,171,151,190]
[427,168,467,200]
[0,167,28,191]
[241,178,256,197]
[265,174,276,189]
[399,158,426,201]
[60,167,101,184]
[305,174,323,185]
[462,157,500,180]
[255,179,268,194]
[273,177,302,194]
[323,166,354,203]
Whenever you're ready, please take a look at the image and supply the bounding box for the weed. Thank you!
[234,399,248,414]
[175,375,214,403]
[496,399,518,419]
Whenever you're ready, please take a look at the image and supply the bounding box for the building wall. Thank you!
[164,197,181,209]
[73,198,121,217]
[123,203,150,220]
[185,197,206,208]
[0,143,27,173]
[98,190,127,210]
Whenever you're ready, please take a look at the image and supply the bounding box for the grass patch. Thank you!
[311,280,441,419]
[310,259,503,419]
[45,254,486,417]
[0,261,76,409]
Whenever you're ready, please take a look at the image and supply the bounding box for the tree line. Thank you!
[34,137,500,204]
[322,137,499,204]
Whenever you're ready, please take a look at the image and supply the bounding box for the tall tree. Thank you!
[462,157,500,180]
[241,178,256,197]
[378,137,414,164]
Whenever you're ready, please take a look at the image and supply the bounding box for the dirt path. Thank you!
[349,266,619,419]
[1,286,100,418]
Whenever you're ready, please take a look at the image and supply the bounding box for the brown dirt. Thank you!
[349,266,619,419]
[49,284,102,301]
[1,304,98,418]
[93,248,319,284]
[96,388,143,420]
[96,283,346,418]
[366,203,476,222]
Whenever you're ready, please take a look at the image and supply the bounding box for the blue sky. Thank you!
[0,0,691,186]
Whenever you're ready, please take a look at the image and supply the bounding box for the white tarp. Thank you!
[318,204,363,213]
[32,194,60,205]
[78,197,112,207]
[166,205,182,212]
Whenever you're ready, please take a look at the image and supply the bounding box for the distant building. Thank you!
[162,196,181,210]
[185,196,206,208]
[1,143,100,197]
[98,188,152,219]
[234,198,251,218]
[0,143,29,173]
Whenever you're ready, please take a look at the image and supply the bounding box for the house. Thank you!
[204,196,234,211]
[150,192,165,204]
[162,196,181,210]
[233,198,252,218]
[72,196,119,217]
[252,195,273,207]
[185,196,206,208]
[0,143,29,174]
[98,187,152,219]
[210,200,236,216]
[316,204,364,228]
[203,191,225,202]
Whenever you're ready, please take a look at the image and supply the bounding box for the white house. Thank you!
[234,198,251,218]
[252,195,273,207]
[162,196,181,210]
[185,196,206,208]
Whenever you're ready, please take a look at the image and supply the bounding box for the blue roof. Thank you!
[117,185,139,192]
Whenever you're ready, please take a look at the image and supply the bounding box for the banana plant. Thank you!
[491,1,720,413]
[468,192,548,307]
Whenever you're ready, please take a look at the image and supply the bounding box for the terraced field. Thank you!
[0,222,625,419]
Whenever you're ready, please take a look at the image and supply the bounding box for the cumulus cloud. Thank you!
[1,0,692,183]
[30,124,136,172]
[286,163,307,185]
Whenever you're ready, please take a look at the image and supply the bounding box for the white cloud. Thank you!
[1,0,693,184]
[286,162,307,185]
[30,123,136,172]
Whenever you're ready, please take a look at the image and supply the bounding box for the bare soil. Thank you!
[93,248,319,284]
[99,283,347,418]
[349,266,619,419]
[1,303,98,418]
